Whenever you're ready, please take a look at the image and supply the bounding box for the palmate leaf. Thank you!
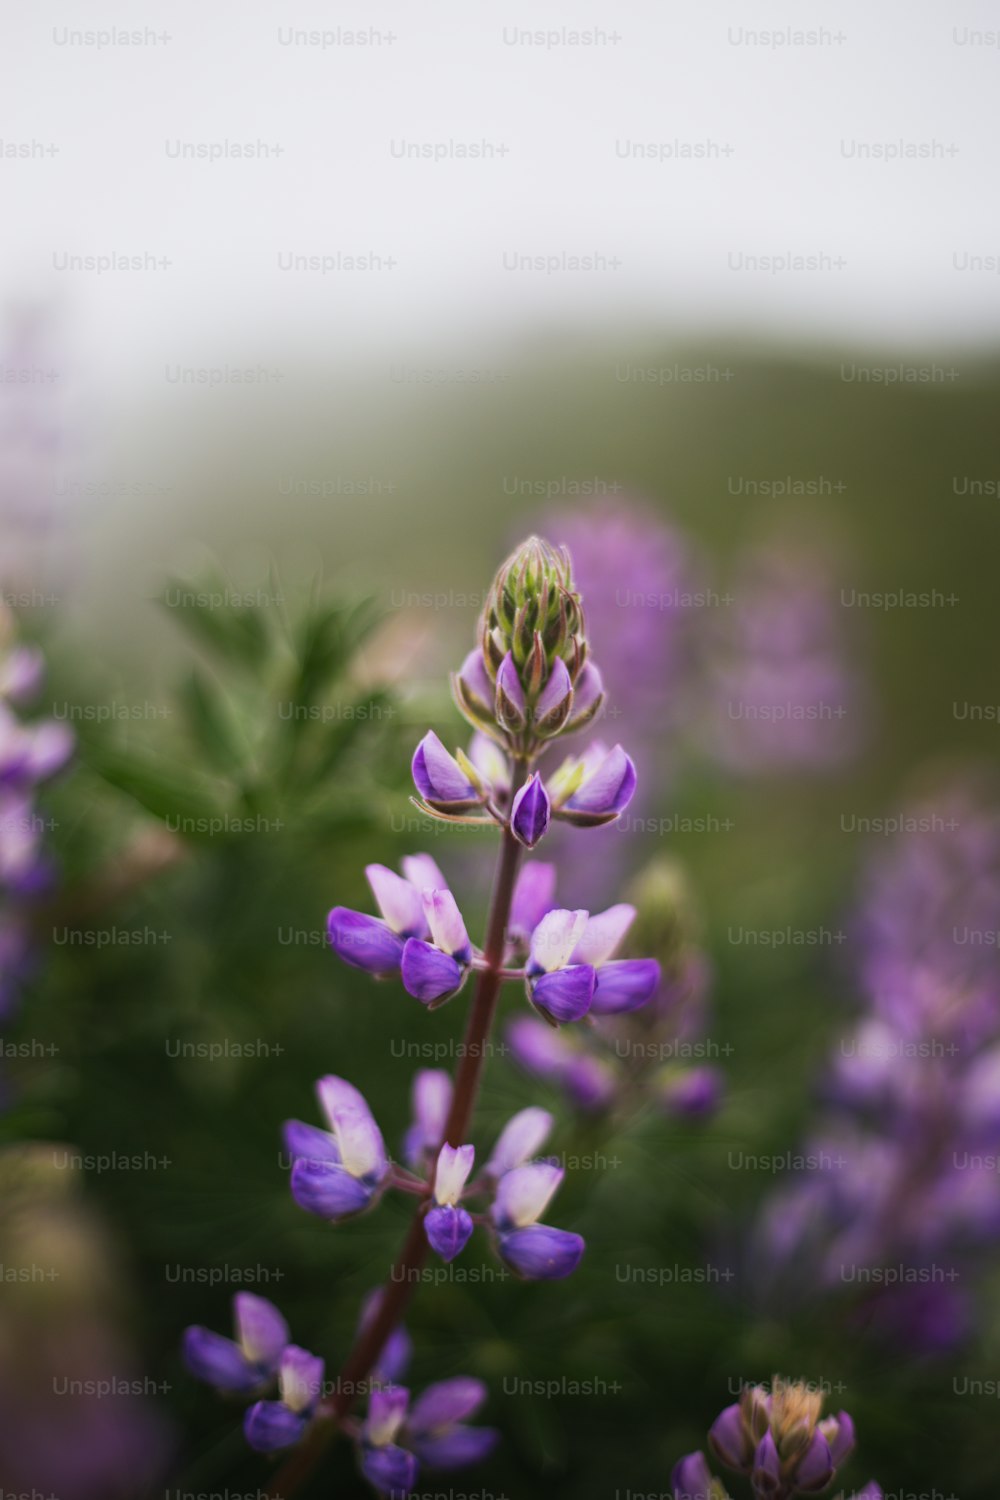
[82,740,225,831]
[160,575,270,668]
[178,668,250,776]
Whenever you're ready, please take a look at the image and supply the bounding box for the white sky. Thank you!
[2,0,1000,381]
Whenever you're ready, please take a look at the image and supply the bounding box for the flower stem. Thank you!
[265,769,527,1498]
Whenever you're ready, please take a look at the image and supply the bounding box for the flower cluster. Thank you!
[328,853,660,1020]
[286,1072,585,1281]
[181,537,682,1494]
[753,787,1000,1351]
[672,1379,880,1500]
[184,1291,496,1488]
[0,610,73,1087]
[509,858,721,1119]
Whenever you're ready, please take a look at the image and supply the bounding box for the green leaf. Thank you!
[178,669,248,775]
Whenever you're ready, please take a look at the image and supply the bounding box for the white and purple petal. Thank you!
[493,1160,564,1229]
[366,864,428,937]
[278,1345,324,1414]
[571,904,636,967]
[234,1293,289,1369]
[528,908,589,975]
[421,888,471,960]
[486,1106,554,1178]
[510,862,557,943]
[401,852,448,894]
[434,1142,475,1206]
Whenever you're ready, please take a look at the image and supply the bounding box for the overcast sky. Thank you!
[3,0,1000,379]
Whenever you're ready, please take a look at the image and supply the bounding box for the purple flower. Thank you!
[287,1075,389,1222]
[328,854,470,992]
[411,730,484,813]
[510,772,551,849]
[549,741,637,827]
[425,1143,475,1262]
[687,1382,871,1500]
[671,1451,718,1500]
[404,1377,498,1469]
[244,1344,324,1452]
[491,1161,584,1280]
[509,860,556,943]
[401,888,473,1005]
[525,908,595,1023]
[183,1292,289,1394]
[507,1016,620,1111]
[524,903,659,1025]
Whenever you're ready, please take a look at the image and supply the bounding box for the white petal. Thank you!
[494,1161,564,1228]
[487,1107,554,1176]
[401,853,448,894]
[422,888,470,958]
[529,908,589,973]
[571,904,636,967]
[434,1142,475,1205]
[366,864,426,936]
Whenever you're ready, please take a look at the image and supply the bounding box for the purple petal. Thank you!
[658,1067,722,1118]
[457,648,494,709]
[590,958,661,1015]
[244,1399,308,1452]
[0,646,44,704]
[506,1015,572,1080]
[493,1161,564,1229]
[358,1292,412,1384]
[708,1403,753,1471]
[327,908,404,976]
[535,657,573,728]
[421,888,471,959]
[408,1376,487,1432]
[564,1055,619,1113]
[425,1204,474,1262]
[528,907,589,973]
[234,1293,289,1369]
[794,1431,833,1492]
[486,1106,554,1177]
[510,862,557,941]
[822,1411,855,1467]
[563,743,636,820]
[531,964,596,1024]
[401,939,465,1004]
[290,1158,375,1220]
[283,1119,341,1165]
[672,1451,716,1500]
[332,1106,388,1181]
[565,661,604,729]
[570,904,635,966]
[362,1442,419,1496]
[366,864,427,937]
[279,1345,324,1414]
[496,651,527,729]
[412,730,478,807]
[409,1425,499,1469]
[511,773,550,849]
[182,1327,257,1392]
[751,1431,781,1488]
[499,1224,585,1280]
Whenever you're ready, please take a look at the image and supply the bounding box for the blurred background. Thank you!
[2,2,1000,1497]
